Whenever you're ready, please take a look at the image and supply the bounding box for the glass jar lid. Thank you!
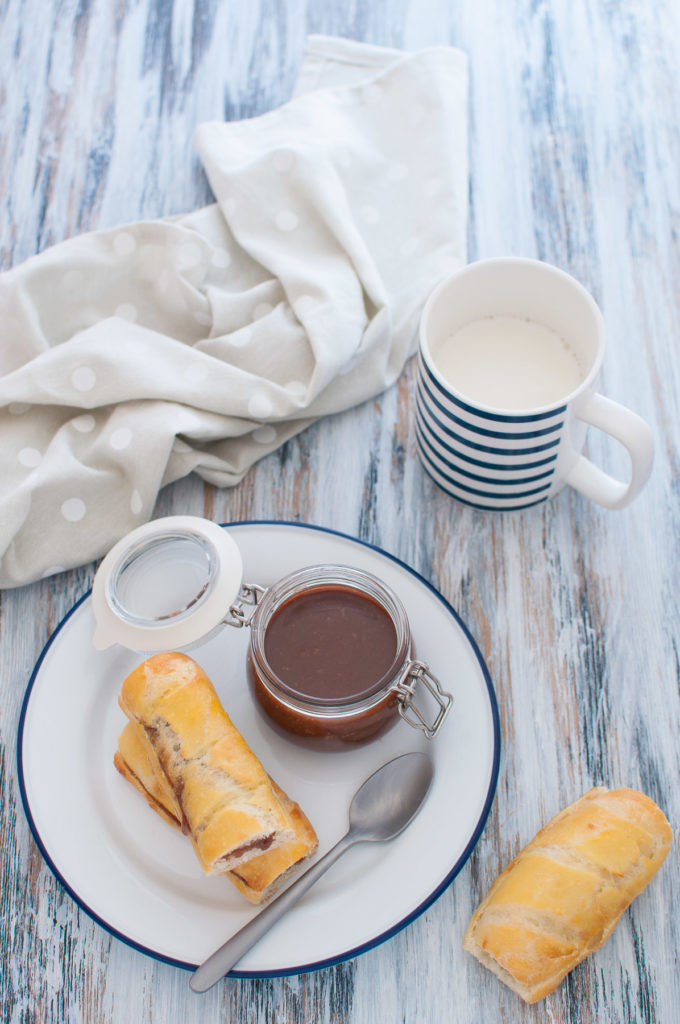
[91,516,243,652]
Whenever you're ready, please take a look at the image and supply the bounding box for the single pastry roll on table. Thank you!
[463,787,672,1003]
[116,652,318,899]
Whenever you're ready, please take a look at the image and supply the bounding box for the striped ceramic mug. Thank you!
[416,258,654,511]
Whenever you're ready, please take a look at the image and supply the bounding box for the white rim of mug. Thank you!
[419,257,606,417]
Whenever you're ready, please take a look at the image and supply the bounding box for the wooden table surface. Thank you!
[1,1,678,1021]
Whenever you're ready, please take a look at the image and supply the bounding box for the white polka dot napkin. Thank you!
[0,36,468,587]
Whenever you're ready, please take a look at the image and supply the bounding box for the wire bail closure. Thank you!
[224,583,268,628]
[392,660,453,739]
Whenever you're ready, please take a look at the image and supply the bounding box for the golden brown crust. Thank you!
[463,787,673,1003]
[115,662,318,901]
[226,779,319,903]
[115,722,318,903]
[114,747,182,831]
[118,653,299,874]
[115,719,180,824]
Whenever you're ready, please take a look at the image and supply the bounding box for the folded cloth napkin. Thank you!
[0,35,468,588]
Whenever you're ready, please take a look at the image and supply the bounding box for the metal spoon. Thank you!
[190,751,434,992]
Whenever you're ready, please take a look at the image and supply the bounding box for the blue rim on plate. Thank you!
[17,520,501,978]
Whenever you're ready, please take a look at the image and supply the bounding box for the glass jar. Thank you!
[243,564,451,749]
[92,517,452,749]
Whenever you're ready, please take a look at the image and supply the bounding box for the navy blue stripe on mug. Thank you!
[415,417,557,488]
[417,371,564,441]
[418,352,567,424]
[417,439,553,501]
[416,382,562,456]
[419,453,552,510]
[415,404,559,471]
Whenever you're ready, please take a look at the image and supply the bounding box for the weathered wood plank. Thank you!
[1,0,678,1021]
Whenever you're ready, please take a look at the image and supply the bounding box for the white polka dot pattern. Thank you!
[275,210,298,232]
[286,380,306,399]
[61,498,86,522]
[72,414,96,433]
[0,41,469,588]
[248,393,274,419]
[293,295,316,320]
[71,367,97,392]
[18,447,42,468]
[253,425,277,444]
[109,428,133,450]
[115,304,138,322]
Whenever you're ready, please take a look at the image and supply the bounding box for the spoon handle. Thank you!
[190,832,355,992]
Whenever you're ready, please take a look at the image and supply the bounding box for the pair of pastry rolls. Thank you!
[114,652,318,903]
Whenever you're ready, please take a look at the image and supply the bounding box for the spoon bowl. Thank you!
[348,750,434,841]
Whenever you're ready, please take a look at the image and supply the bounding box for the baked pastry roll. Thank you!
[463,787,672,1003]
[118,652,315,878]
[114,719,318,903]
[115,719,179,830]
[227,781,318,904]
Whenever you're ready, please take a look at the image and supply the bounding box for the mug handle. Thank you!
[564,392,654,509]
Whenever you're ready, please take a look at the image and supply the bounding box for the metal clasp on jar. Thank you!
[224,583,268,628]
[392,660,453,739]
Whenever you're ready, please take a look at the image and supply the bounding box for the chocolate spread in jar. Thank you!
[263,585,398,701]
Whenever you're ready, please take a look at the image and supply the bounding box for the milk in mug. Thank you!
[431,315,585,411]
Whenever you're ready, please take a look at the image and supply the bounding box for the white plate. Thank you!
[18,522,499,977]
